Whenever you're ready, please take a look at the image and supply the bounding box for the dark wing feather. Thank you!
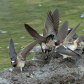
[57,21,68,42]
[63,23,80,43]
[76,35,84,44]
[56,45,81,59]
[43,28,48,37]
[9,39,17,59]
[21,39,39,60]
[52,8,59,34]
[44,10,57,39]
[24,24,44,41]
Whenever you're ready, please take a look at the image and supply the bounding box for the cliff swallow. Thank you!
[9,39,39,71]
[44,9,68,42]
[63,23,84,50]
[24,9,68,53]
[68,28,84,46]
[54,39,82,59]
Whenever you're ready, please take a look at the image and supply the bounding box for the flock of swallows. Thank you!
[9,8,84,72]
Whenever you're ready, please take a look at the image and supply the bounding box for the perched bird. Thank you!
[63,23,84,51]
[44,9,68,42]
[9,39,39,71]
[24,20,68,53]
[54,23,84,59]
[68,27,84,46]
[54,39,82,59]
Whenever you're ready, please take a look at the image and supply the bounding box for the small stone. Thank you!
[21,36,25,38]
[26,73,30,77]
[12,77,18,81]
[39,4,42,7]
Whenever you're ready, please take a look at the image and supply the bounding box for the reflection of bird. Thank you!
[54,39,82,59]
[9,39,39,71]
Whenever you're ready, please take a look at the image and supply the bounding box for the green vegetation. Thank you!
[0,0,84,71]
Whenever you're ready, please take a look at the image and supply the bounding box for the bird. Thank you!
[9,39,39,72]
[44,8,68,42]
[24,20,68,53]
[68,28,79,40]
[68,27,84,46]
[24,9,68,53]
[54,22,84,59]
[54,39,82,60]
[63,23,84,51]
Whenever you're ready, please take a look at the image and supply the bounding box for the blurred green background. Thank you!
[0,0,84,71]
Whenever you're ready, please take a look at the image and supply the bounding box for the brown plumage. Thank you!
[24,24,45,44]
[63,23,80,44]
[52,8,59,34]
[9,39,39,71]
[57,21,68,42]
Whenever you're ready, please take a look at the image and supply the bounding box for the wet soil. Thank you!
[0,49,84,84]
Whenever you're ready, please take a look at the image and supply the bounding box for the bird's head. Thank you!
[11,56,18,67]
[68,28,73,34]
[54,39,61,46]
[45,34,54,43]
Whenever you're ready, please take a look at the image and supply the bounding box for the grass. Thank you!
[0,0,84,71]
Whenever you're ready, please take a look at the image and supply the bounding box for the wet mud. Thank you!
[0,49,84,84]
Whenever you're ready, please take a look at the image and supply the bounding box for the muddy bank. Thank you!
[0,50,84,84]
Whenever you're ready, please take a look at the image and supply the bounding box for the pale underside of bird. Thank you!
[55,44,82,59]
[63,23,84,50]
[9,39,39,71]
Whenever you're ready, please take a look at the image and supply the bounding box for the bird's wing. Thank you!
[21,39,39,60]
[63,23,80,44]
[55,45,81,58]
[44,10,57,39]
[57,21,68,42]
[52,8,59,34]
[9,39,17,59]
[43,28,48,37]
[75,35,84,44]
[72,33,79,40]
[24,24,44,42]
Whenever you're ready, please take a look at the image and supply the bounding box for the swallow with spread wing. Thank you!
[9,39,39,71]
[63,23,84,51]
[68,28,84,46]
[24,9,68,53]
[54,39,82,59]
